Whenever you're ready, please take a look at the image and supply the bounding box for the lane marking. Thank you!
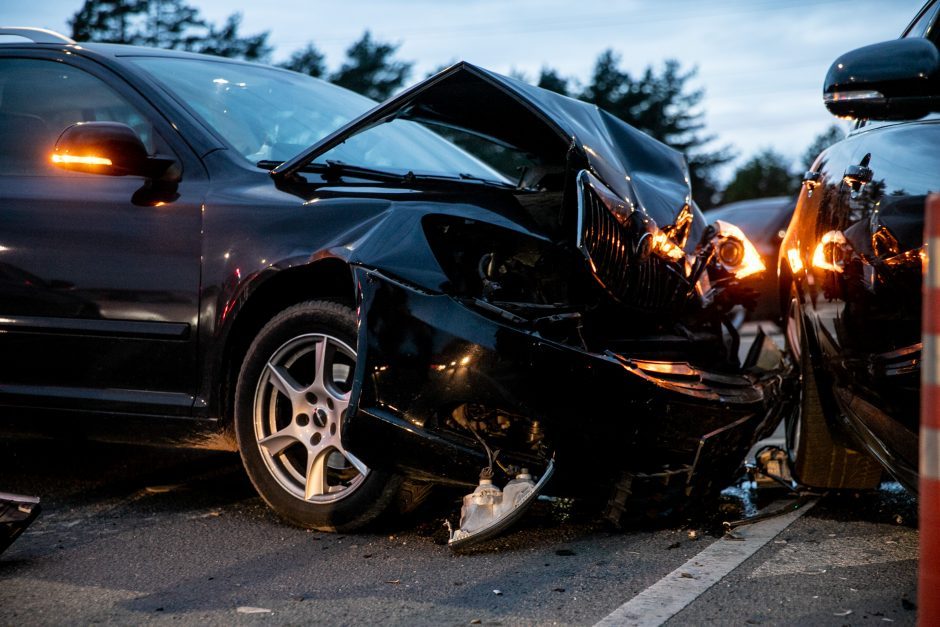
[594,499,817,627]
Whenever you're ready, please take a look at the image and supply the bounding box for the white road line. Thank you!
[594,499,817,627]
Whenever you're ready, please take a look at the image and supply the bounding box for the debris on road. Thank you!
[448,461,554,551]
[0,492,41,555]
[144,485,182,494]
[237,606,272,614]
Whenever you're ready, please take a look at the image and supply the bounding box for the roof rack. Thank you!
[0,27,75,45]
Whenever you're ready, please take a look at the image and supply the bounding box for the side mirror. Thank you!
[824,38,940,120]
[51,122,175,178]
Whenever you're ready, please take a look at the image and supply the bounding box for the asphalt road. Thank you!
[0,436,919,626]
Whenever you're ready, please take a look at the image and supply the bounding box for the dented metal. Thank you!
[263,63,798,539]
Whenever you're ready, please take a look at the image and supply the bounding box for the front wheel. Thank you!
[784,288,881,490]
[234,300,401,531]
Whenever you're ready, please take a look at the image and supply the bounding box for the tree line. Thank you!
[69,0,840,209]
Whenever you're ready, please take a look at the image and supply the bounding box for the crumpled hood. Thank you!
[274,62,693,232]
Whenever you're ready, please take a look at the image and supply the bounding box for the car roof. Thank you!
[76,42,260,66]
[0,30,261,68]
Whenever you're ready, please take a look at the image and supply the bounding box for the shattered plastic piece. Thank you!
[493,590,503,596]
[237,607,272,614]
[145,485,181,494]
[448,461,554,551]
[833,610,853,617]
[0,491,41,555]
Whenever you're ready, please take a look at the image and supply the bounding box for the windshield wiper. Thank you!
[259,159,409,183]
[317,160,414,183]
[261,158,510,188]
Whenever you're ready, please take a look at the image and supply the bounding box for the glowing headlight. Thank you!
[713,220,766,279]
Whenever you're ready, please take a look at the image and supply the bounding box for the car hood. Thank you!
[273,62,693,232]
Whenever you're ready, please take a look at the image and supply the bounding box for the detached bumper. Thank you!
[344,269,790,489]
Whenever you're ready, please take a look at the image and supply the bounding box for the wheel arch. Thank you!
[213,257,357,426]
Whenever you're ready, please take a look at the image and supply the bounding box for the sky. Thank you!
[3,0,927,180]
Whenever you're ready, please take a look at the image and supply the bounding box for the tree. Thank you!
[536,68,570,95]
[197,14,271,62]
[280,44,327,78]
[329,31,412,101]
[720,148,800,204]
[801,124,845,169]
[69,0,271,61]
[70,0,145,43]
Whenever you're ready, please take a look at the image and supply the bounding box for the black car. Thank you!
[707,196,796,320]
[0,27,785,535]
[779,1,940,493]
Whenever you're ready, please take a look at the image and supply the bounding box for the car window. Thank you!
[0,58,159,175]
[130,56,507,182]
[904,0,940,39]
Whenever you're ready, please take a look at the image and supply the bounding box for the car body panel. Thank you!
[0,47,209,416]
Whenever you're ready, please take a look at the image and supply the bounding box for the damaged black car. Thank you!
[0,30,789,541]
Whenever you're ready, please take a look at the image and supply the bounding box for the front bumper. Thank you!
[344,269,790,491]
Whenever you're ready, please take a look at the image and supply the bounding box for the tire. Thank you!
[234,300,402,531]
[784,289,881,490]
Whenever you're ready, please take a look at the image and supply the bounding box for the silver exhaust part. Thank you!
[448,460,555,552]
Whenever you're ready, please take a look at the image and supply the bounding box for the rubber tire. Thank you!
[785,290,881,490]
[234,300,402,531]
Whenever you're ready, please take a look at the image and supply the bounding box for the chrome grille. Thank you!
[579,185,686,311]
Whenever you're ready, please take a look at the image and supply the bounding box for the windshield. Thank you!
[130,56,506,182]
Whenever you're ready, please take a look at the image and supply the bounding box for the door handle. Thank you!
[802,170,821,196]
[843,164,873,186]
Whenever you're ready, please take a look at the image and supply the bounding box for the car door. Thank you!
[0,51,207,417]
[836,116,940,426]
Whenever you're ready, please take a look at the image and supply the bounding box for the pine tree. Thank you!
[280,44,327,78]
[69,0,271,61]
[329,31,412,101]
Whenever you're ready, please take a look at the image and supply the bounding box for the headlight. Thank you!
[711,220,766,279]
